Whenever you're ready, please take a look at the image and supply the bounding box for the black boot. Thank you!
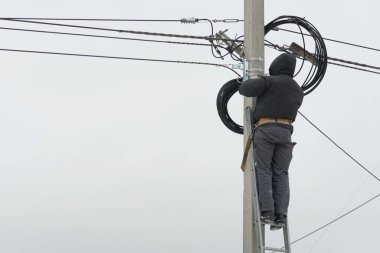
[260,211,275,224]
[270,214,287,231]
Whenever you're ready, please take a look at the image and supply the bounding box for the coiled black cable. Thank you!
[216,78,244,134]
[265,15,328,94]
[217,16,328,134]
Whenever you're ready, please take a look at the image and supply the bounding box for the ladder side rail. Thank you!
[245,107,265,253]
[283,221,291,253]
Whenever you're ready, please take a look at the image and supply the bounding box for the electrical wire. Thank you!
[328,61,380,75]
[272,109,380,248]
[277,27,380,53]
[266,41,380,75]
[0,17,244,23]
[272,193,380,253]
[293,23,306,78]
[328,56,380,71]
[0,18,242,62]
[9,25,377,74]
[0,17,184,22]
[0,48,241,76]
[7,17,376,52]
[198,18,214,35]
[290,193,380,245]
[0,18,243,43]
[0,26,218,47]
[197,18,230,60]
[0,27,217,47]
[298,111,380,182]
[264,15,328,95]
[306,161,380,252]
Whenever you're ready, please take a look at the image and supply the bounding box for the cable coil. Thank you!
[217,16,328,134]
[265,15,328,95]
[216,78,244,134]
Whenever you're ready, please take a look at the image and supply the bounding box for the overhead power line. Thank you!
[291,193,380,245]
[276,27,380,53]
[3,17,377,53]
[0,48,240,76]
[5,18,378,75]
[266,42,380,75]
[0,26,217,47]
[0,18,184,22]
[2,24,378,76]
[298,111,380,182]
[0,18,243,42]
[328,56,380,71]
[327,57,380,74]
[328,61,380,75]
[305,161,380,252]
[0,17,244,23]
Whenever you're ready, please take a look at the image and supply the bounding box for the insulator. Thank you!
[180,17,198,24]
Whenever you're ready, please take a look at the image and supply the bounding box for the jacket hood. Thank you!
[269,53,296,77]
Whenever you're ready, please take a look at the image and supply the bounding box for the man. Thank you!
[239,53,304,230]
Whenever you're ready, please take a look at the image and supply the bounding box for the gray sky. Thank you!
[0,0,379,252]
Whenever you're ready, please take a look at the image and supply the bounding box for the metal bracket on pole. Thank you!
[230,64,244,70]
[247,57,265,78]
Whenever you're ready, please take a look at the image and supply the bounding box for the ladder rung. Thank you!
[264,246,287,252]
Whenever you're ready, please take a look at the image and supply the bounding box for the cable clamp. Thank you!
[247,68,265,77]
[229,64,244,70]
[247,68,265,72]
[247,57,264,62]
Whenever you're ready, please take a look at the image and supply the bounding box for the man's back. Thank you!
[239,53,304,122]
[238,53,304,229]
[254,74,303,122]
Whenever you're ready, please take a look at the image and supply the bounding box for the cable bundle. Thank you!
[217,16,328,134]
[265,15,328,95]
[216,78,244,134]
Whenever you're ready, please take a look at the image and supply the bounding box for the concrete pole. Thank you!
[243,0,264,253]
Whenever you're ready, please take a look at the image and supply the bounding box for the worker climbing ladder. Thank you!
[243,107,292,253]
[215,1,326,251]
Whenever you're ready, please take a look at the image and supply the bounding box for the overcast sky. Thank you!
[0,0,379,252]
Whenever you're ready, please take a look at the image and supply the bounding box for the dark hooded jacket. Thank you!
[239,53,304,122]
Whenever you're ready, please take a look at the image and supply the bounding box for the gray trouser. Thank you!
[253,124,295,215]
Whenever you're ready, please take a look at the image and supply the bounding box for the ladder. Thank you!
[259,221,291,252]
[244,107,292,253]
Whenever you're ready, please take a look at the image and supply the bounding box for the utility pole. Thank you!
[243,0,264,252]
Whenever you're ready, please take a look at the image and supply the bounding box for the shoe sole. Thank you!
[270,224,285,231]
[261,219,275,225]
